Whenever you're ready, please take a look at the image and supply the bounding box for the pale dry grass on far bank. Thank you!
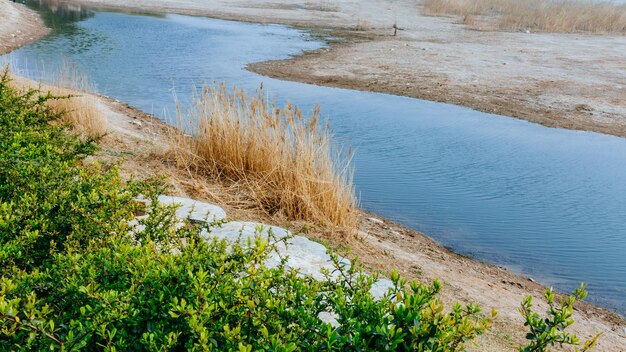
[169,85,357,229]
[423,0,626,34]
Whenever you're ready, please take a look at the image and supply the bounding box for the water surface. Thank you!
[5,1,626,315]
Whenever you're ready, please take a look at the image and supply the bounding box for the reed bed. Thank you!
[170,85,357,229]
[423,0,626,34]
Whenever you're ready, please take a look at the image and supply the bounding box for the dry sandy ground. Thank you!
[2,1,626,351]
[0,0,49,55]
[65,0,626,137]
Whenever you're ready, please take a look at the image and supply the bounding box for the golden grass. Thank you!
[169,85,357,229]
[423,0,626,34]
[7,66,107,137]
[46,89,107,137]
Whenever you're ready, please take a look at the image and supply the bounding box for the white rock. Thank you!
[318,311,340,327]
[370,279,394,300]
[204,221,290,242]
[127,216,148,234]
[202,222,392,296]
[157,195,226,223]
[138,198,394,302]
[201,221,351,281]
[368,217,384,224]
[283,235,349,280]
[134,194,148,202]
[203,222,325,278]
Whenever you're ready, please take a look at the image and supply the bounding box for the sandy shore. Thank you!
[0,0,49,55]
[2,1,626,351]
[64,0,626,138]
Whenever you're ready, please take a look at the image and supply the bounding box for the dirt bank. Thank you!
[3,1,626,350]
[0,0,49,55]
[11,67,626,352]
[34,86,620,352]
[66,0,626,137]
[73,97,626,350]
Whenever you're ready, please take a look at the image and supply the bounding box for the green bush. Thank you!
[0,71,599,351]
[519,284,600,352]
[0,70,492,351]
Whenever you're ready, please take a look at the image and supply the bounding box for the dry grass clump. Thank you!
[7,66,107,137]
[45,90,107,138]
[46,65,107,137]
[169,85,357,229]
[423,0,626,34]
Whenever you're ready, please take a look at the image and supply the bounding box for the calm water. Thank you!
[5,1,626,315]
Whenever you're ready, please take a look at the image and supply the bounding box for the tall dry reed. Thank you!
[423,0,626,34]
[170,85,357,229]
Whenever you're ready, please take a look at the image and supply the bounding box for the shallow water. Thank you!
[5,1,626,315]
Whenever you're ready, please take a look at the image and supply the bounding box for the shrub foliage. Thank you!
[0,71,598,351]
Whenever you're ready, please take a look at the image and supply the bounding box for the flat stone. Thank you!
[202,222,394,291]
[133,199,391,300]
[157,195,226,223]
[203,221,290,243]
[127,215,148,235]
[370,278,394,300]
[200,221,338,280]
[202,221,352,280]
[127,196,396,328]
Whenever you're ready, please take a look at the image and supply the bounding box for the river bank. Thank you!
[53,95,626,350]
[2,1,626,351]
[58,0,626,138]
[0,0,49,54]
[44,89,626,351]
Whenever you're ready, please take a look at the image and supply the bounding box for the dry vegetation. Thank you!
[423,0,626,34]
[45,92,107,138]
[7,63,356,230]
[168,85,358,229]
[7,66,107,137]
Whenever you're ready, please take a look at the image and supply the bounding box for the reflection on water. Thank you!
[26,0,95,32]
[6,1,626,316]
